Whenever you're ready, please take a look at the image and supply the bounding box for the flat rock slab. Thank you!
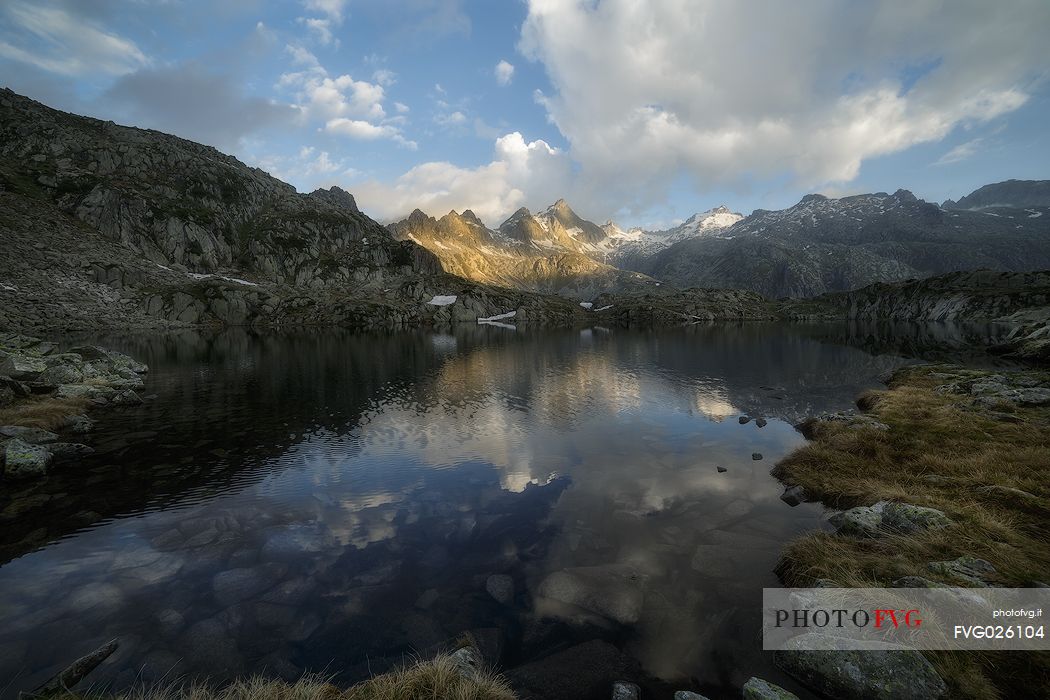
[507,640,642,700]
[743,677,799,700]
[775,635,947,699]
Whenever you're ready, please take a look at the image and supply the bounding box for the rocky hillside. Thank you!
[639,190,1050,298]
[943,179,1050,210]
[0,89,601,330]
[389,204,659,299]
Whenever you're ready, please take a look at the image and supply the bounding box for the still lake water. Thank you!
[0,323,1012,698]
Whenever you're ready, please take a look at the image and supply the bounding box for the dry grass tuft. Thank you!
[0,396,89,431]
[113,656,516,700]
[773,364,1050,699]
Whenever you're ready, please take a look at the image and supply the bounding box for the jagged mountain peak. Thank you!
[460,209,484,226]
[309,186,359,213]
[407,208,433,223]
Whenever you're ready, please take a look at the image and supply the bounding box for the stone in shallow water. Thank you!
[3,438,52,478]
[212,567,276,606]
[780,485,805,506]
[537,565,645,624]
[743,677,799,700]
[690,544,738,579]
[674,692,711,700]
[752,452,763,460]
[774,635,947,700]
[485,574,514,605]
[260,524,333,561]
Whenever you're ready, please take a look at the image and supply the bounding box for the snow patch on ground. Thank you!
[596,305,613,311]
[0,283,17,292]
[1028,210,1043,218]
[477,310,516,322]
[188,273,259,287]
[579,302,593,309]
[478,320,516,330]
[427,295,457,306]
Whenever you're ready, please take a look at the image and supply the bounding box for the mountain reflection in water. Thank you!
[0,323,1015,698]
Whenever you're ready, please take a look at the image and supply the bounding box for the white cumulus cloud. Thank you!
[495,59,515,86]
[353,132,573,225]
[516,0,1050,209]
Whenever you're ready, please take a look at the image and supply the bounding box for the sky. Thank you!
[1,0,1048,230]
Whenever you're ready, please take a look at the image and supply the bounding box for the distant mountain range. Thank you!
[393,185,1050,299]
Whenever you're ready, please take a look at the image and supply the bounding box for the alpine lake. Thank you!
[0,322,1015,698]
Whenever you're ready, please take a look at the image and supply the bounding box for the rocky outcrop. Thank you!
[0,89,440,290]
[0,333,148,480]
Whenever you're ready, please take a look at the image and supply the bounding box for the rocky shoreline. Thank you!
[770,363,1050,698]
[0,333,148,480]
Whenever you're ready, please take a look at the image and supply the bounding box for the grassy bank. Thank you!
[0,395,90,431]
[75,655,515,700]
[772,364,1050,699]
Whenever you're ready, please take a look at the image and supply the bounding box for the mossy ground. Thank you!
[772,364,1050,699]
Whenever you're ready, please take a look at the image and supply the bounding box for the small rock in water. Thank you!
[780,485,805,507]
[485,574,514,605]
[611,681,640,700]
[674,692,711,700]
[755,417,768,428]
[743,677,799,700]
[738,415,751,424]
[716,466,727,473]
[752,452,763,460]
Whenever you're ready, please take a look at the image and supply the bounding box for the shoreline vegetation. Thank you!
[773,364,1050,699]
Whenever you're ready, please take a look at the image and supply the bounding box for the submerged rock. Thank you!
[537,565,646,624]
[485,574,514,605]
[774,635,947,699]
[674,692,710,700]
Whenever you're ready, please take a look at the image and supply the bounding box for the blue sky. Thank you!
[1,1,1048,229]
